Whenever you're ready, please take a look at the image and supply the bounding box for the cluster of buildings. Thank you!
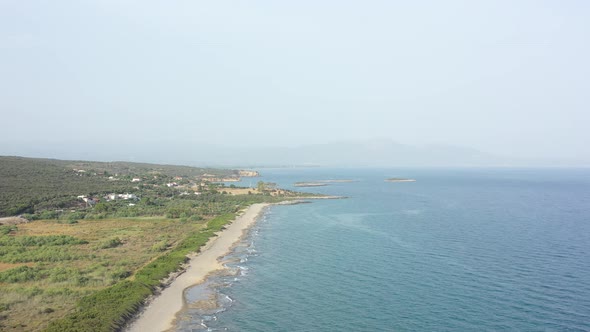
[76,193,139,207]
[73,170,260,210]
[105,193,139,201]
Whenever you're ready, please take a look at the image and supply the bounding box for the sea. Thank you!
[176,168,590,331]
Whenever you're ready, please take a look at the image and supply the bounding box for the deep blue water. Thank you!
[178,168,590,331]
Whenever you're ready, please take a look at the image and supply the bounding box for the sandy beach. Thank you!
[126,203,269,332]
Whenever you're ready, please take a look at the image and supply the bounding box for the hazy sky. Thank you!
[1,1,589,164]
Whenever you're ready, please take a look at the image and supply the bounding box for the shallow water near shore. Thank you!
[176,168,590,331]
[176,215,266,331]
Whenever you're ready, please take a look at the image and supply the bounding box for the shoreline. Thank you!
[125,203,270,332]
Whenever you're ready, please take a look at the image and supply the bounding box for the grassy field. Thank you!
[0,216,206,331]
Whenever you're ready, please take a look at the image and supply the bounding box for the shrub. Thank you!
[96,237,123,249]
[0,247,84,263]
[0,266,44,283]
[110,269,131,281]
[149,240,169,253]
[39,210,59,220]
[44,281,152,332]
[188,215,203,221]
[0,235,87,246]
[0,225,17,235]
[48,267,82,284]
[42,308,55,314]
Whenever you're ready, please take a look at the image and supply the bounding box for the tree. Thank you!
[94,202,108,213]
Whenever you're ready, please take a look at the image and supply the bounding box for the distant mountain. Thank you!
[2,139,563,168]
[185,140,507,167]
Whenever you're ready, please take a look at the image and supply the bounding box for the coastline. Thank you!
[125,203,270,332]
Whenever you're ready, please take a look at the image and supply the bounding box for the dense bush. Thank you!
[0,266,84,284]
[0,266,44,283]
[96,237,123,249]
[0,225,17,235]
[45,280,152,332]
[0,233,87,263]
[0,247,85,263]
[0,235,87,247]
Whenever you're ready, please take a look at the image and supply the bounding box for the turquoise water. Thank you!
[178,168,590,331]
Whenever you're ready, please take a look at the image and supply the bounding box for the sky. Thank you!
[1,1,589,165]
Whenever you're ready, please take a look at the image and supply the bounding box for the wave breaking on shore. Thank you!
[125,203,269,332]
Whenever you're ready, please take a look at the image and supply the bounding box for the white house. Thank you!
[104,193,139,201]
[119,193,138,200]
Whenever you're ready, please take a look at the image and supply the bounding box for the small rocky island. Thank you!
[385,178,416,182]
[294,182,329,187]
[294,179,356,187]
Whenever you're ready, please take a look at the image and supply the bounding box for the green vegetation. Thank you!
[0,156,306,222]
[0,225,18,235]
[0,157,134,217]
[0,156,321,331]
[44,213,237,332]
[0,235,87,247]
[95,237,123,249]
[0,213,239,331]
[0,156,236,218]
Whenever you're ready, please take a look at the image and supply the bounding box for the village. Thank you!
[73,169,263,208]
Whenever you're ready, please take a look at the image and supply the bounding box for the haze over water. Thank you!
[179,168,590,331]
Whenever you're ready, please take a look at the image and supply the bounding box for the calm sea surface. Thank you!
[177,168,590,331]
